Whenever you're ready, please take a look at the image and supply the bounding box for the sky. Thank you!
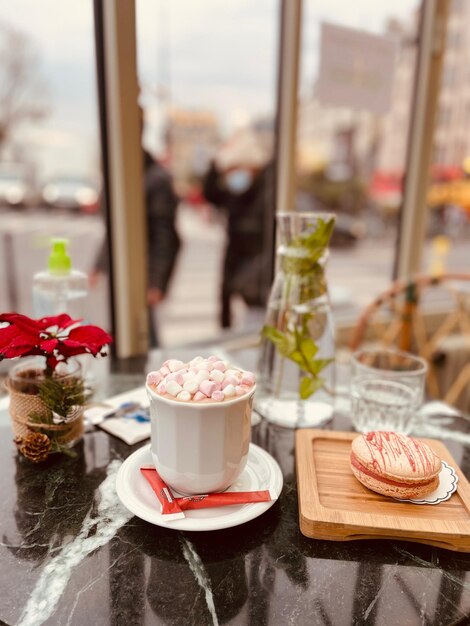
[0,0,417,180]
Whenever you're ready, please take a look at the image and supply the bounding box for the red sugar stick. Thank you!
[140,466,277,518]
[176,490,276,510]
[140,466,185,520]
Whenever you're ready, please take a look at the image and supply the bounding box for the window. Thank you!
[438,105,451,127]
[442,65,456,87]
[297,0,419,317]
[447,30,460,50]
[136,0,278,346]
[0,1,110,334]
[424,0,470,274]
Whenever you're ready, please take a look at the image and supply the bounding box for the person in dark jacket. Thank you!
[144,150,180,345]
[91,149,180,347]
[203,130,273,328]
[144,151,180,306]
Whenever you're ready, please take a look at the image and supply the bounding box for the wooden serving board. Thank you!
[296,429,470,552]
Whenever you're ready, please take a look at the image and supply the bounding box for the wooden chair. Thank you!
[349,273,470,409]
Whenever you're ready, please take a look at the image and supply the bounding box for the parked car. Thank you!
[0,164,31,208]
[42,177,99,213]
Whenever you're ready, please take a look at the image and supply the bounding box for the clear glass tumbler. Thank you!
[351,377,417,434]
[351,349,428,412]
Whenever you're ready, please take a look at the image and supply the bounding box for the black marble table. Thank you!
[2,354,470,626]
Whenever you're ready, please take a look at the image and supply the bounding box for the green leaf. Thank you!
[261,325,285,344]
[28,410,53,425]
[280,334,297,357]
[39,375,88,418]
[289,342,318,374]
[297,218,335,257]
[261,325,295,358]
[299,337,318,362]
[299,376,325,399]
[289,349,309,369]
[310,358,334,375]
[282,218,334,277]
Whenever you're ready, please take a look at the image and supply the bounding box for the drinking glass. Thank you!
[351,377,417,433]
[351,349,428,411]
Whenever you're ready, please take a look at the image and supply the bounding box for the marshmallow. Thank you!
[146,371,162,386]
[209,369,224,383]
[166,372,184,385]
[195,370,210,383]
[212,361,226,372]
[222,376,239,389]
[211,390,225,402]
[166,380,183,396]
[183,379,199,394]
[168,359,186,372]
[155,356,254,403]
[190,356,204,365]
[225,369,239,378]
[177,390,191,401]
[241,372,255,386]
[223,384,236,397]
[199,380,216,397]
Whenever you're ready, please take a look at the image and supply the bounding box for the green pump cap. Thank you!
[48,238,71,274]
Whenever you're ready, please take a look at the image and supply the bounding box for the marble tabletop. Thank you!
[2,352,470,626]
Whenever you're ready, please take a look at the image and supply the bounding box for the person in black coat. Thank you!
[202,131,273,328]
[144,151,180,308]
[91,149,180,347]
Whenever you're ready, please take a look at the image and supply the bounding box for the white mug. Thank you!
[146,384,255,495]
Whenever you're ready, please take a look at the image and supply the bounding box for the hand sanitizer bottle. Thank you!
[32,238,88,319]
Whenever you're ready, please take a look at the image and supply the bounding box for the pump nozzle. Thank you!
[48,238,71,274]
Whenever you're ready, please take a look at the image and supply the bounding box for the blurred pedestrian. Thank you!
[203,130,273,328]
[91,148,180,347]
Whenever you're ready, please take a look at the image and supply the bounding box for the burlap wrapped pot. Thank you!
[6,358,84,448]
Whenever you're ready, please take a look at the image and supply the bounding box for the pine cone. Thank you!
[17,433,51,463]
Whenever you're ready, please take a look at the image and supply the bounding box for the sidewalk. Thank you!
[157,205,226,346]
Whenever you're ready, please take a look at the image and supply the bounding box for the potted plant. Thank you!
[0,312,112,462]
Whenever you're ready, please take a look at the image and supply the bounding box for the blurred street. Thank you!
[157,205,226,345]
[1,206,468,347]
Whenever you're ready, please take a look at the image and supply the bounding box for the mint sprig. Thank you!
[261,216,335,400]
[292,217,335,261]
[282,218,335,274]
[261,323,333,399]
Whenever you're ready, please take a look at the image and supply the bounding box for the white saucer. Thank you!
[116,443,283,531]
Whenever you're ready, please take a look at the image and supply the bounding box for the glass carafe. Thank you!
[256,212,336,428]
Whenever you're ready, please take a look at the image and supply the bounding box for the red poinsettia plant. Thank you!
[0,312,112,375]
